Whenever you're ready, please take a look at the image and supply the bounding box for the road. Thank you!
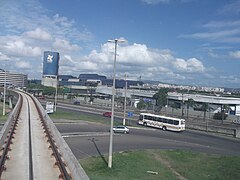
[55,121,240,160]
[49,101,240,160]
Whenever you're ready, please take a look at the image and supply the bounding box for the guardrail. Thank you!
[186,123,240,138]
[0,91,20,148]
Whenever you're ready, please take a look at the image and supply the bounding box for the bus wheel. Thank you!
[143,122,147,126]
[162,126,167,131]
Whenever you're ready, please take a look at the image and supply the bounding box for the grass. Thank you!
[0,104,9,124]
[49,109,122,126]
[80,149,240,180]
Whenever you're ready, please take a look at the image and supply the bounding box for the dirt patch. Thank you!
[152,151,187,180]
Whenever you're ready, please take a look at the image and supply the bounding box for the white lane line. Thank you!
[62,132,110,138]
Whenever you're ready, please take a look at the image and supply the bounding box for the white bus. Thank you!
[138,113,185,132]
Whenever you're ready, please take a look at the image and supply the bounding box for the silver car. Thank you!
[113,125,129,134]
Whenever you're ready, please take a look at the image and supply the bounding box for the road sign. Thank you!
[128,112,133,117]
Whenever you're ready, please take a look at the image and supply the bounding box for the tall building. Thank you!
[41,51,60,87]
[0,69,28,87]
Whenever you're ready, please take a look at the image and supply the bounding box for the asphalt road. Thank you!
[55,122,240,160]
[38,100,240,160]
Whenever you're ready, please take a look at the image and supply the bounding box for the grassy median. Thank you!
[80,149,240,180]
[49,109,122,125]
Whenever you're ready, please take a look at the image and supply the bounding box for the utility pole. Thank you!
[107,38,125,168]
[123,74,127,126]
[3,70,6,116]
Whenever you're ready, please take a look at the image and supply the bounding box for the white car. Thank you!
[113,125,129,134]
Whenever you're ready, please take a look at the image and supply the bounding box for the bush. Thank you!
[213,112,228,120]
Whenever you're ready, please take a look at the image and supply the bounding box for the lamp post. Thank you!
[3,70,6,116]
[54,75,58,112]
[123,74,127,126]
[107,38,125,168]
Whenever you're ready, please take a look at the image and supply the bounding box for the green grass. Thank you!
[0,104,8,124]
[49,109,122,126]
[80,150,240,180]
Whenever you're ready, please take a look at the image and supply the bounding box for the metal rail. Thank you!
[0,92,72,179]
[26,97,34,180]
[29,94,72,179]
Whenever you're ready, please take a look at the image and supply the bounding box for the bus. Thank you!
[138,113,185,132]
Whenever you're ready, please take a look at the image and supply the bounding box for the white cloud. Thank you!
[173,58,205,73]
[0,0,93,42]
[180,29,240,42]
[229,51,240,59]
[53,38,80,52]
[142,0,194,4]
[0,52,10,61]
[76,41,206,83]
[15,61,32,69]
[142,0,170,4]
[24,28,52,41]
[203,20,240,29]
[187,58,205,72]
[218,0,240,15]
[4,40,41,57]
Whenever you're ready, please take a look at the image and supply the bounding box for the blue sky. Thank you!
[0,0,240,88]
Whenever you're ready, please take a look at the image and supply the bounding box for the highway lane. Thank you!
[55,122,240,160]
[48,99,240,129]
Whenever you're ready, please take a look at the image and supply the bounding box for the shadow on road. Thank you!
[91,138,108,165]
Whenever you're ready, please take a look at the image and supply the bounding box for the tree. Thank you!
[137,100,146,110]
[200,102,209,122]
[153,88,169,112]
[170,102,180,115]
[186,98,195,119]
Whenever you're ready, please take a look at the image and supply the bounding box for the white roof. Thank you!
[168,92,240,105]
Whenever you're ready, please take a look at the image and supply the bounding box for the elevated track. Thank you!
[0,91,89,180]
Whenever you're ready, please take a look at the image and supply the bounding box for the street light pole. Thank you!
[54,75,58,112]
[108,38,125,168]
[3,70,6,116]
[123,74,127,125]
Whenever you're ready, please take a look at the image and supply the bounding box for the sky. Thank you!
[0,0,240,88]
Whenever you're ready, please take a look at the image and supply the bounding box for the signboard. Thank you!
[46,102,54,114]
[43,51,60,76]
[128,112,133,117]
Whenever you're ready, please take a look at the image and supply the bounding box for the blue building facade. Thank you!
[43,51,60,76]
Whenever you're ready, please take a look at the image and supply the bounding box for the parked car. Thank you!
[103,111,112,117]
[73,101,80,105]
[113,125,129,134]
[38,96,45,100]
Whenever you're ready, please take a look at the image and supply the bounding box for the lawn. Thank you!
[80,149,240,180]
[49,109,122,126]
[0,104,9,124]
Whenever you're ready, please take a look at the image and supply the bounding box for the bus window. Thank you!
[173,120,179,125]
[157,117,162,122]
[153,116,158,121]
[139,115,143,120]
[168,120,174,124]
[163,119,168,123]
[147,116,153,120]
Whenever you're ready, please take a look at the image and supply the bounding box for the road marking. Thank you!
[62,132,110,138]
